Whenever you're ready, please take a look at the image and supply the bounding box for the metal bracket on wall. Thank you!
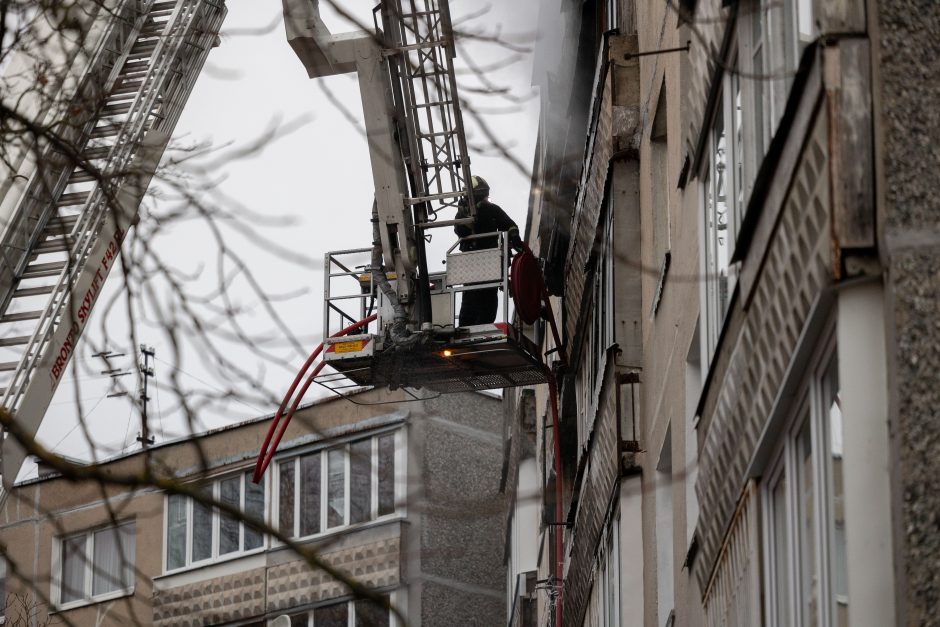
[623,42,691,61]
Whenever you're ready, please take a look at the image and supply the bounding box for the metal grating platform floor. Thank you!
[320,325,547,393]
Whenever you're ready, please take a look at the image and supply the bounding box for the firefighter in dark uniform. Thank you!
[454,175,523,326]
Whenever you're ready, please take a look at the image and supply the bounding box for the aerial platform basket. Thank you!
[320,235,548,394]
[323,324,547,393]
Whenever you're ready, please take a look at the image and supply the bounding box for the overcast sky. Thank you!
[30,0,541,475]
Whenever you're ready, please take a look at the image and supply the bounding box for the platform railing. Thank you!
[322,247,376,339]
[445,231,511,327]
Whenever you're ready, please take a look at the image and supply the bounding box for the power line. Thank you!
[152,355,265,415]
[50,393,109,453]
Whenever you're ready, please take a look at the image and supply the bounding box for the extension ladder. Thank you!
[0,0,226,487]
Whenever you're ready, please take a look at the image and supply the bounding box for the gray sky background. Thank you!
[29,0,541,476]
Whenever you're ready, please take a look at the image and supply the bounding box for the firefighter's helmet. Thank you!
[470,175,490,201]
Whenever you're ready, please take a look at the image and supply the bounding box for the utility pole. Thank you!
[137,345,156,448]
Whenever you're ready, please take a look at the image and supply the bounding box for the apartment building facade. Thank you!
[0,389,505,626]
[503,0,938,626]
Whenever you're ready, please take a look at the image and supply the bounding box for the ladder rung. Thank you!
[84,145,112,160]
[389,39,446,53]
[151,0,176,10]
[0,310,42,323]
[23,260,66,275]
[57,191,90,206]
[399,11,440,18]
[44,215,79,234]
[417,130,457,138]
[111,79,144,96]
[0,336,30,348]
[411,69,447,80]
[33,239,70,254]
[420,159,462,168]
[68,169,98,183]
[405,190,466,205]
[126,50,154,63]
[413,100,453,109]
[131,39,158,55]
[140,22,166,36]
[120,63,150,78]
[103,102,132,116]
[415,217,474,229]
[13,285,55,298]
[0,361,18,372]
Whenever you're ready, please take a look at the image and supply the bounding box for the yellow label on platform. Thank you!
[335,339,366,353]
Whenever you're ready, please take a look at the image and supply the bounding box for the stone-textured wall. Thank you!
[153,527,401,626]
[265,536,401,613]
[154,566,267,626]
[876,1,940,623]
[695,110,832,589]
[417,393,506,626]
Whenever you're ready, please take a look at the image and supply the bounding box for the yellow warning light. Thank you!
[442,349,453,357]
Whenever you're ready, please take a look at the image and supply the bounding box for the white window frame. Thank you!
[52,520,135,610]
[274,427,404,543]
[740,0,816,149]
[0,556,6,624]
[575,203,615,452]
[584,512,621,627]
[699,79,744,365]
[162,469,269,574]
[761,327,846,627]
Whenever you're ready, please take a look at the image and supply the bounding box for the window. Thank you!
[701,102,731,362]
[656,427,674,625]
[651,82,671,271]
[583,515,621,627]
[0,557,6,623]
[165,470,266,572]
[55,521,135,607]
[701,58,754,364]
[762,345,847,627]
[278,430,400,539]
[506,459,539,621]
[284,596,391,627]
[740,0,816,148]
[576,202,614,451]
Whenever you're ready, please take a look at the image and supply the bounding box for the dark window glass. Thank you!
[279,461,295,537]
[356,596,390,626]
[300,453,322,536]
[191,487,213,562]
[315,602,349,627]
[289,612,309,627]
[328,448,346,528]
[378,434,395,516]
[61,535,86,603]
[219,476,240,555]
[350,439,372,524]
[244,471,264,550]
[92,523,134,595]
[166,494,187,570]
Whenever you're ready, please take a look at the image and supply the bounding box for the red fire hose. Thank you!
[252,313,376,483]
[511,244,566,626]
[258,245,566,624]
